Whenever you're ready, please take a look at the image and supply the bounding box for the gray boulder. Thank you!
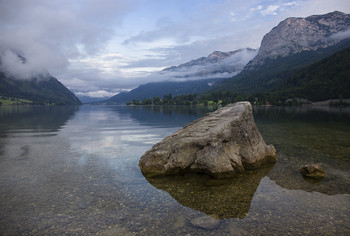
[139,102,277,179]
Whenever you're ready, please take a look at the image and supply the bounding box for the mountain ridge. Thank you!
[99,78,222,104]
[210,11,350,94]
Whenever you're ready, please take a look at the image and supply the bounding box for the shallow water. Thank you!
[0,105,349,235]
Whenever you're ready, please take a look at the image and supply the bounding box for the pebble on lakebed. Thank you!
[299,163,326,179]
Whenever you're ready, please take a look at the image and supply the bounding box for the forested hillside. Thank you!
[273,47,350,101]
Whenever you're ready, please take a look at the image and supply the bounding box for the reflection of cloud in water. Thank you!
[73,131,162,160]
[121,133,162,144]
[65,106,176,172]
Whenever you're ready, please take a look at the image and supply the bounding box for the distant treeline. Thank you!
[127,91,333,106]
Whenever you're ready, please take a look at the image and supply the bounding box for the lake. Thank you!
[0,105,349,235]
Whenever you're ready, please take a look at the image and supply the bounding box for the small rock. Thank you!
[173,215,186,229]
[227,222,249,235]
[190,215,220,230]
[300,163,326,179]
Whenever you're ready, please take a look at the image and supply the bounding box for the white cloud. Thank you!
[261,5,280,16]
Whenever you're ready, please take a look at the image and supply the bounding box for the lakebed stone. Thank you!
[300,163,326,179]
[139,101,277,179]
[190,215,220,230]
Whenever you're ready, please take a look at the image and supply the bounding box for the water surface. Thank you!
[0,105,349,235]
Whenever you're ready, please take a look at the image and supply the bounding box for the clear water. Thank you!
[0,105,349,235]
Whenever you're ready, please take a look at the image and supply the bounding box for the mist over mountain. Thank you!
[161,48,257,79]
[0,49,81,105]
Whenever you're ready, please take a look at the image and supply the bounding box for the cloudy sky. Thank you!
[0,0,349,98]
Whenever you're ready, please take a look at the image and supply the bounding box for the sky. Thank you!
[0,0,349,99]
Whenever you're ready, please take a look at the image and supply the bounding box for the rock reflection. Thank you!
[145,164,274,219]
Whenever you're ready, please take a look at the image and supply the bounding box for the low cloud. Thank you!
[0,48,48,79]
[330,28,350,40]
[146,48,258,82]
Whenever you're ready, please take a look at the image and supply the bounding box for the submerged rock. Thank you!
[139,102,277,179]
[300,163,326,179]
[191,215,220,230]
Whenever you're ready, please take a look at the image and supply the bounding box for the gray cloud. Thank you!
[0,48,49,80]
[0,0,135,79]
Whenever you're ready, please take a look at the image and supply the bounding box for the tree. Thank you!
[153,97,161,105]
[142,98,152,105]
[132,99,141,105]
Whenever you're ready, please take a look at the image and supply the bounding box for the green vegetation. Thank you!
[0,96,33,106]
[272,47,350,102]
[129,94,201,106]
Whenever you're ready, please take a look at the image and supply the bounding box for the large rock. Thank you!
[139,102,277,179]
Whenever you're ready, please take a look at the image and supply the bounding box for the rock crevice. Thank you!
[139,102,277,179]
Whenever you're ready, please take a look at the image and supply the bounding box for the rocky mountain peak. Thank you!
[207,51,233,60]
[161,48,257,79]
[246,11,350,69]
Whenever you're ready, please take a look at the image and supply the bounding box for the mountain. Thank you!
[211,11,350,94]
[162,48,257,79]
[247,11,350,70]
[100,79,221,104]
[0,72,82,105]
[273,46,350,101]
[0,50,81,105]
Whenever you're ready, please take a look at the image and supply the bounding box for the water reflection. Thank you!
[108,105,218,128]
[0,106,79,161]
[0,106,79,134]
[145,164,274,219]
